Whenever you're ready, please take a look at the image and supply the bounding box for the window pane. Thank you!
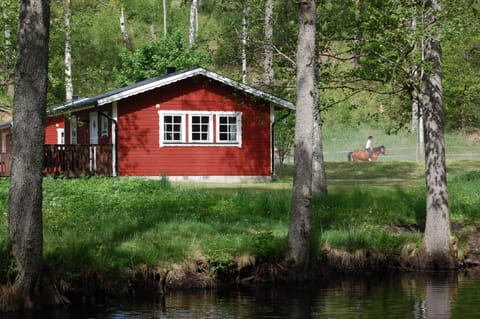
[191,115,210,142]
[218,115,238,142]
[163,115,183,142]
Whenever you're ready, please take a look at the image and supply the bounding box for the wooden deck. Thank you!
[0,144,113,177]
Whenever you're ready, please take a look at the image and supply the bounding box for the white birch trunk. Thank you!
[411,3,419,134]
[286,0,317,274]
[312,103,327,195]
[241,1,249,84]
[120,7,131,47]
[263,0,274,88]
[189,0,198,47]
[2,1,14,95]
[64,0,73,102]
[195,3,199,33]
[163,0,167,38]
[3,3,12,68]
[421,0,455,269]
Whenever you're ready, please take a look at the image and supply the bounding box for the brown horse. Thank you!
[348,145,387,162]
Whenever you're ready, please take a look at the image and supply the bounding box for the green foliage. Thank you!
[274,110,295,167]
[443,19,480,131]
[250,231,284,261]
[0,159,479,281]
[320,228,420,254]
[114,30,212,86]
[449,171,480,220]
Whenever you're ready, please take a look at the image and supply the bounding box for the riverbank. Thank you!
[0,160,479,308]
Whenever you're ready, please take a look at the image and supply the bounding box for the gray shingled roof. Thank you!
[53,67,295,112]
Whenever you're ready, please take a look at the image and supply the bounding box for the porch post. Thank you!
[270,105,275,177]
[112,102,118,176]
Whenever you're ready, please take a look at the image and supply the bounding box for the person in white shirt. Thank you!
[365,136,373,161]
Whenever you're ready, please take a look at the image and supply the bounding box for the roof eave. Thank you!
[53,67,295,112]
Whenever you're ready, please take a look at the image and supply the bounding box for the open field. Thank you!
[312,126,480,162]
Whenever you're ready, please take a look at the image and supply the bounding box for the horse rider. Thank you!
[365,136,373,161]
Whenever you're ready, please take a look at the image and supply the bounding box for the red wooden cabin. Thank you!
[1,67,294,181]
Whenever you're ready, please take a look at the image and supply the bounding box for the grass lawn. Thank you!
[0,160,479,286]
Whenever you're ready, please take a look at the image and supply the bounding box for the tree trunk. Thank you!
[8,0,50,309]
[416,103,425,161]
[263,0,274,88]
[2,0,14,96]
[120,7,131,48]
[65,0,73,102]
[421,0,455,269]
[189,0,198,47]
[286,0,317,275]
[163,0,167,38]
[241,1,249,84]
[312,104,327,195]
[410,2,419,134]
[150,24,157,41]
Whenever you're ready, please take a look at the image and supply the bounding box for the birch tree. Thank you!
[8,0,50,309]
[120,6,131,48]
[421,0,455,268]
[263,0,273,88]
[64,0,73,102]
[163,0,167,38]
[188,0,198,47]
[312,104,327,195]
[241,1,249,83]
[286,0,317,275]
[1,0,16,96]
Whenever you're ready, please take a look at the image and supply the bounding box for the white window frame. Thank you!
[159,111,242,147]
[216,112,242,147]
[70,116,77,144]
[189,112,213,144]
[159,111,186,147]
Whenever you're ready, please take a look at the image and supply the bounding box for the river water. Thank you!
[2,272,480,318]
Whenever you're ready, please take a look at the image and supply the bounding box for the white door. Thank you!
[90,112,98,144]
[57,128,65,144]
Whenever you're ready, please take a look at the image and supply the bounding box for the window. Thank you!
[159,111,241,147]
[101,113,109,136]
[190,114,213,143]
[217,113,241,144]
[160,112,186,146]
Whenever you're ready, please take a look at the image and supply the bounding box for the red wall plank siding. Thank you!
[117,77,272,177]
[45,115,64,144]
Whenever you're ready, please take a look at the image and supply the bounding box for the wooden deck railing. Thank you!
[44,144,113,177]
[0,144,113,177]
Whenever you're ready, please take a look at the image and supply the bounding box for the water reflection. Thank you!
[1,272,480,318]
